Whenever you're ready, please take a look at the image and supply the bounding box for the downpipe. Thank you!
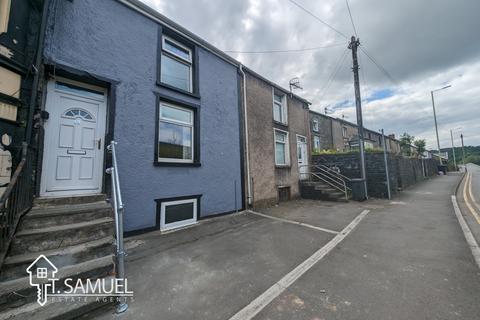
[239,65,253,206]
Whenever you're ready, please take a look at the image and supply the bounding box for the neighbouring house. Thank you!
[0,0,45,196]
[309,110,401,154]
[243,69,311,208]
[38,0,244,233]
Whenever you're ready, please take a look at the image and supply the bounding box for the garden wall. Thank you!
[312,153,439,198]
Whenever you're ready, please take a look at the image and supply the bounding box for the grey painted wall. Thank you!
[43,0,242,231]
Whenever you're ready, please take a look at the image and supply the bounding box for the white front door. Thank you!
[40,79,107,197]
[297,135,308,180]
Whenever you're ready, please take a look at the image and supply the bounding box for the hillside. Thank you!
[437,145,480,166]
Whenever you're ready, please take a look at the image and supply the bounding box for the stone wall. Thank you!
[313,153,439,198]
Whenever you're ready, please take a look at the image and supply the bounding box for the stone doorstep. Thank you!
[33,195,107,207]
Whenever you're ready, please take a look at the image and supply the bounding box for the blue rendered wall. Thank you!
[43,0,243,231]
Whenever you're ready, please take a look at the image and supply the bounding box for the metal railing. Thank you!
[0,143,34,268]
[300,164,352,200]
[106,141,128,314]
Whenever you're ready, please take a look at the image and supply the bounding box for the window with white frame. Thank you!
[37,268,48,279]
[313,136,321,151]
[342,126,348,138]
[273,91,287,124]
[158,102,194,163]
[160,198,198,231]
[0,0,10,34]
[274,129,290,166]
[161,36,193,92]
[312,119,319,132]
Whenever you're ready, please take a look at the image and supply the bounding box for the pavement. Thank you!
[85,172,480,320]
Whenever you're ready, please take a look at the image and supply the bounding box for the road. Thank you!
[252,173,480,319]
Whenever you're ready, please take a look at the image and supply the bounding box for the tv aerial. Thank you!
[289,77,303,93]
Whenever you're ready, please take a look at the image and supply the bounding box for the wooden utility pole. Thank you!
[348,36,367,197]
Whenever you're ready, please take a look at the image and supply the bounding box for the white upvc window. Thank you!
[312,119,319,132]
[313,136,321,150]
[273,90,288,124]
[160,198,198,231]
[161,35,193,92]
[342,126,348,138]
[274,129,290,166]
[158,102,194,163]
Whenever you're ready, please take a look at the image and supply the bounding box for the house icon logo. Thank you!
[26,255,58,306]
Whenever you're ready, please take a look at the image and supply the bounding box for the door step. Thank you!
[33,195,106,207]
[11,218,114,255]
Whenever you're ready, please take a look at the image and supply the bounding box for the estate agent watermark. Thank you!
[27,255,134,306]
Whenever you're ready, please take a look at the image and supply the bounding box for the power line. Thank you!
[345,0,358,37]
[224,42,345,54]
[360,46,399,86]
[288,0,349,39]
[318,47,349,102]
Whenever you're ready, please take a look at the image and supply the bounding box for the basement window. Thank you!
[159,198,198,231]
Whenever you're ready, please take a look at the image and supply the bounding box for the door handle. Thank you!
[97,138,101,150]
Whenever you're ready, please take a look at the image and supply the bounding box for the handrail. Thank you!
[106,141,128,314]
[299,164,350,200]
[0,143,34,268]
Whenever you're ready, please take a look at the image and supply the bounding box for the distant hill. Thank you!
[433,146,480,166]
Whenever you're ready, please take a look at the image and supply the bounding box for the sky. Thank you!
[141,0,480,149]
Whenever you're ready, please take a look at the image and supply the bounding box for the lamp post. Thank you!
[430,85,451,164]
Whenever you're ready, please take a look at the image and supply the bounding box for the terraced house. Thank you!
[243,69,311,208]
[0,0,245,317]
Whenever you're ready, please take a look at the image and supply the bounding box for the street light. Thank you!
[431,85,451,164]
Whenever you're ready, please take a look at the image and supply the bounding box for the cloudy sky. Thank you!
[142,0,480,148]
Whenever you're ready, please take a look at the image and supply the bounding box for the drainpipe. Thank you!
[239,65,252,206]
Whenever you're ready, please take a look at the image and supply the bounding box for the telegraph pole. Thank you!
[349,36,367,198]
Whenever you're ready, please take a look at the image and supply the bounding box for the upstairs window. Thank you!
[342,126,348,138]
[158,102,194,163]
[273,91,287,124]
[161,36,193,92]
[312,119,319,132]
[274,129,290,166]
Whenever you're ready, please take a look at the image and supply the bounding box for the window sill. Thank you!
[154,161,201,167]
[156,82,201,99]
[275,164,291,169]
[273,120,288,127]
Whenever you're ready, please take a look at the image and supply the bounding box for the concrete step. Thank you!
[0,295,112,320]
[33,195,106,207]
[20,202,113,231]
[10,218,114,255]
[1,237,114,282]
[0,255,114,312]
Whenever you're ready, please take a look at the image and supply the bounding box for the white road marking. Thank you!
[229,209,371,320]
[451,195,480,269]
[248,210,339,235]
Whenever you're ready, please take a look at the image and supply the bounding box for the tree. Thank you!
[414,139,426,156]
[399,132,414,156]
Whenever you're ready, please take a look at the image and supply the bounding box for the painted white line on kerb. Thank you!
[248,210,339,235]
[230,209,370,320]
[451,195,480,269]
